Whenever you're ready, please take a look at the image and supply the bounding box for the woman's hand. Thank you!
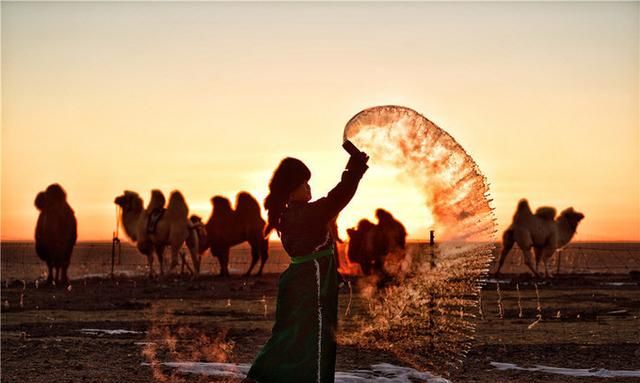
[346,151,369,175]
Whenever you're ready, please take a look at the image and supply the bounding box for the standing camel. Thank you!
[114,190,200,277]
[35,184,77,286]
[346,209,407,275]
[496,199,584,278]
[206,192,269,277]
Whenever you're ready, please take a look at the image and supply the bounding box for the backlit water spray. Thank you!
[340,106,496,375]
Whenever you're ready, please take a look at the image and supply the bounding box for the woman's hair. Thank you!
[264,157,311,236]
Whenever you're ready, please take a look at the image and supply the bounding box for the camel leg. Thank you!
[362,257,372,275]
[61,259,71,286]
[146,253,155,279]
[534,247,544,275]
[155,244,166,276]
[496,229,515,275]
[542,247,556,279]
[185,229,201,276]
[214,248,230,277]
[168,245,179,272]
[187,243,200,276]
[180,249,194,276]
[45,262,54,286]
[179,251,190,275]
[168,246,180,275]
[245,241,259,277]
[257,238,269,276]
[138,241,155,279]
[522,247,540,278]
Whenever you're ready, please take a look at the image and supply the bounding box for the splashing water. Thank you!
[343,105,495,242]
[140,303,236,383]
[340,106,496,374]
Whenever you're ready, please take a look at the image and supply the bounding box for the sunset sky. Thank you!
[2,1,638,242]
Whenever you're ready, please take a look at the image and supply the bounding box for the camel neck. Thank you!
[556,217,576,247]
[122,207,142,241]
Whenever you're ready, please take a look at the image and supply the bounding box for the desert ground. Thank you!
[2,242,639,383]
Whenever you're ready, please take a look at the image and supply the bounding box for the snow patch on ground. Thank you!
[491,362,640,378]
[145,361,451,382]
[600,282,637,287]
[79,328,143,335]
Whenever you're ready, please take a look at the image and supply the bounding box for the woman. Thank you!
[244,151,369,383]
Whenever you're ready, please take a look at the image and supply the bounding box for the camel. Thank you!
[205,192,269,277]
[496,199,584,278]
[346,209,407,275]
[114,190,200,278]
[34,184,78,286]
[189,214,210,254]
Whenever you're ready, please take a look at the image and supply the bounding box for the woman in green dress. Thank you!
[244,152,369,383]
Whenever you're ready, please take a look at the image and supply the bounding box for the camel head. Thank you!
[558,207,585,232]
[35,183,68,211]
[114,191,144,214]
[190,214,203,225]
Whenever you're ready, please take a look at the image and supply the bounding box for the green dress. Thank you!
[247,247,338,383]
[247,166,366,383]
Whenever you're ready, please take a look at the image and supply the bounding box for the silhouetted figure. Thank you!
[114,190,200,278]
[244,153,369,383]
[346,209,407,275]
[189,214,210,254]
[496,199,585,278]
[35,184,77,286]
[205,192,269,277]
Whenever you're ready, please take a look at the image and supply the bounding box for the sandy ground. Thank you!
[2,273,640,383]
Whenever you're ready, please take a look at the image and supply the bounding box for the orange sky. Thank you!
[2,2,638,242]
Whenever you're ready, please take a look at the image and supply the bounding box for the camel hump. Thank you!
[235,192,262,220]
[516,199,531,213]
[513,198,533,219]
[166,190,189,219]
[535,207,557,221]
[212,196,234,216]
[45,184,67,202]
[147,189,166,211]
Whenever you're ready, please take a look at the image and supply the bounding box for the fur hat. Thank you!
[267,157,311,204]
[263,157,311,236]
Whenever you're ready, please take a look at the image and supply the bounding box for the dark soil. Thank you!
[2,275,639,382]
